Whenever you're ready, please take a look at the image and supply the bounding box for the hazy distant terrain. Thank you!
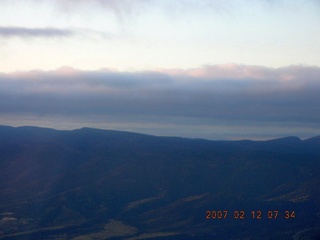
[0,125,319,239]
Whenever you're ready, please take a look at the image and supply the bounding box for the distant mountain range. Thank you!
[0,125,319,239]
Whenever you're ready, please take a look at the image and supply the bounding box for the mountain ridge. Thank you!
[0,125,319,239]
[1,124,319,142]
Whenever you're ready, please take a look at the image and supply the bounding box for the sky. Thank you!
[0,0,319,140]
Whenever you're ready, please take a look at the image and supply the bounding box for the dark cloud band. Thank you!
[0,65,319,126]
[0,26,75,38]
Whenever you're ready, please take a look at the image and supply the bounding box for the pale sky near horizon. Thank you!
[0,0,319,140]
[1,0,320,72]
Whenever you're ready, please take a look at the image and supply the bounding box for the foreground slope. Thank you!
[0,126,319,239]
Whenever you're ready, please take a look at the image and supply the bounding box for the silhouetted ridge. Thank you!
[304,135,320,144]
[0,125,319,240]
[266,136,302,144]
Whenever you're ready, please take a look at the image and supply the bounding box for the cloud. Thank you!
[0,64,319,139]
[0,26,75,38]
[40,0,318,16]
[1,64,319,119]
[43,0,153,16]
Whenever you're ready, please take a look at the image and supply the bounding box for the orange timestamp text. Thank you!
[205,210,295,219]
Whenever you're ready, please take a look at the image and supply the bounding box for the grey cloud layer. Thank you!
[1,65,319,125]
[0,26,75,38]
